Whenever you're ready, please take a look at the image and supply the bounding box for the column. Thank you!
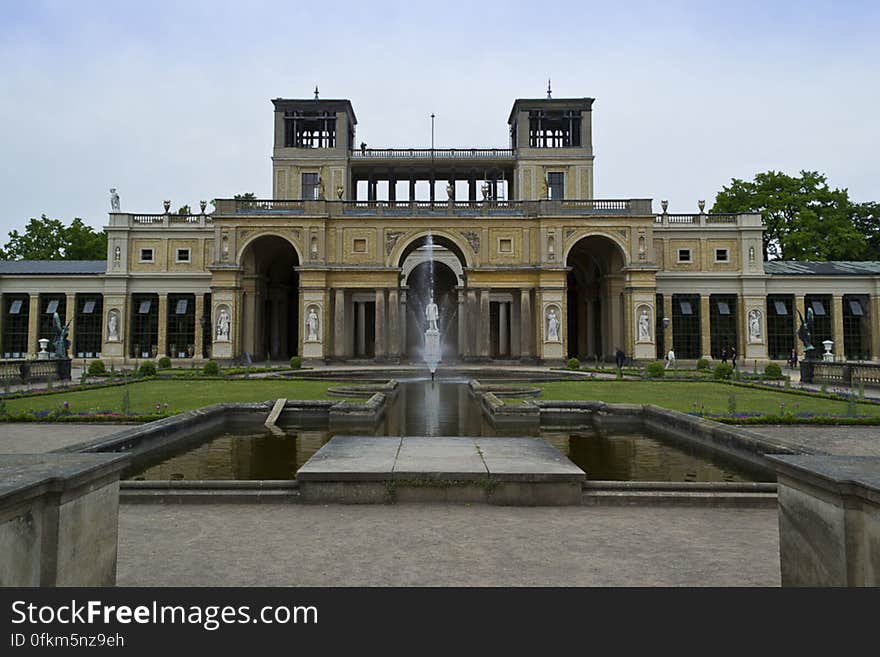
[157,294,168,358]
[409,174,416,203]
[194,294,204,359]
[389,172,397,203]
[871,296,880,360]
[794,295,806,359]
[499,301,509,357]
[399,291,408,359]
[357,302,367,356]
[429,174,435,203]
[510,293,521,358]
[457,289,468,358]
[334,289,346,358]
[520,288,532,359]
[468,175,477,202]
[662,295,673,356]
[832,295,845,360]
[467,289,478,358]
[65,293,76,357]
[27,294,39,357]
[479,289,491,358]
[577,296,588,356]
[388,288,400,359]
[375,289,386,360]
[699,294,711,359]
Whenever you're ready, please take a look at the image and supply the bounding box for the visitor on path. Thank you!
[721,346,729,364]
[789,348,798,369]
[665,347,676,369]
[615,348,626,370]
[730,347,737,369]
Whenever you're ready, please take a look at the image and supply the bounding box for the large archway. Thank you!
[566,235,626,361]
[240,235,300,361]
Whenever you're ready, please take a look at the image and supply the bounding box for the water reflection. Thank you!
[128,380,770,483]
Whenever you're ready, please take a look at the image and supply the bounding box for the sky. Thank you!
[1,0,878,236]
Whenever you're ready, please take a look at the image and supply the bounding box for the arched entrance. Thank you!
[240,235,300,361]
[566,235,626,360]
[398,234,468,361]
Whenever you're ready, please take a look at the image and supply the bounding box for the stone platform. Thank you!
[296,436,585,505]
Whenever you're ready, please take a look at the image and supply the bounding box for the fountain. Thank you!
[422,232,441,378]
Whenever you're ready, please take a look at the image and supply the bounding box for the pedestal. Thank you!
[424,328,441,373]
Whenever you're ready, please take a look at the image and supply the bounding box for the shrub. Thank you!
[696,358,710,371]
[157,356,172,369]
[203,360,220,376]
[566,357,581,370]
[645,361,665,378]
[289,356,302,370]
[763,362,783,379]
[138,361,157,378]
[87,359,106,376]
[713,362,734,380]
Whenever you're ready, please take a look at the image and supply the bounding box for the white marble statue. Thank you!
[748,309,762,342]
[107,311,119,341]
[307,307,319,342]
[638,308,651,342]
[425,297,439,332]
[216,308,231,341]
[547,308,560,342]
[110,188,120,211]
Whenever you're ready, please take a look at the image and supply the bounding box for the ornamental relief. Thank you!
[459,230,480,254]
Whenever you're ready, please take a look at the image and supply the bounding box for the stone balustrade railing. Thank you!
[653,213,742,227]
[110,213,214,227]
[350,147,516,159]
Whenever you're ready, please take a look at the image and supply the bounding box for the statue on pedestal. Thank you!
[52,312,71,359]
[425,297,439,332]
[110,188,120,211]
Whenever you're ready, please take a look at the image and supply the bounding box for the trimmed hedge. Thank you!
[645,361,665,378]
[696,358,710,370]
[289,356,302,370]
[566,358,581,370]
[203,360,220,376]
[713,362,734,380]
[157,356,172,369]
[137,361,157,378]
[87,360,106,376]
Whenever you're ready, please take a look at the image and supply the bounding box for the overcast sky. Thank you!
[1,0,878,236]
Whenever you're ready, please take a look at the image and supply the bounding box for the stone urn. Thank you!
[37,338,50,360]
[822,339,834,362]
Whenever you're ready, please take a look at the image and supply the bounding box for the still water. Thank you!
[129,380,770,482]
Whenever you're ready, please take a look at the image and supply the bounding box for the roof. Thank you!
[0,260,106,275]
[271,98,357,124]
[508,97,594,124]
[764,261,880,276]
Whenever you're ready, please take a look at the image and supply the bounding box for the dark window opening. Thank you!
[709,294,737,359]
[767,295,794,360]
[167,294,196,358]
[75,294,103,358]
[804,295,832,349]
[284,110,337,148]
[678,249,692,263]
[655,293,665,360]
[672,294,701,359]
[302,173,320,200]
[528,110,581,147]
[39,294,66,354]
[2,294,29,358]
[843,294,870,360]
[130,293,159,359]
[202,293,212,358]
[547,172,564,200]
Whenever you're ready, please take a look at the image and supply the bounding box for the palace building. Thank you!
[2,93,879,365]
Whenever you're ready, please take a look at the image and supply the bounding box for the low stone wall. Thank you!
[801,360,880,386]
[769,455,880,586]
[0,453,128,586]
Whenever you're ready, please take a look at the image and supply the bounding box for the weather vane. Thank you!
[547,78,552,99]
[314,85,319,100]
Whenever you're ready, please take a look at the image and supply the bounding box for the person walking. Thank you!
[665,347,676,370]
[721,346,729,364]
[730,346,737,369]
[615,348,626,370]
[788,348,798,369]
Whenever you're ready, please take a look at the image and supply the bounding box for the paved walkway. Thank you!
[0,423,133,453]
[117,504,780,587]
[741,425,880,457]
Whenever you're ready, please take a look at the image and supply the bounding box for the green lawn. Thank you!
[5,379,343,416]
[513,380,880,417]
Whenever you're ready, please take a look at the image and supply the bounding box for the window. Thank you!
[39,295,66,354]
[2,294,29,358]
[677,249,692,263]
[353,238,367,253]
[140,248,154,263]
[202,293,212,358]
[75,294,103,358]
[655,293,665,360]
[302,173,320,200]
[715,248,729,262]
[804,295,832,348]
[528,110,581,148]
[843,295,870,359]
[283,110,337,148]
[811,300,826,316]
[672,294,701,358]
[710,295,737,359]
[167,294,195,358]
[547,172,564,200]
[499,238,513,254]
[130,293,159,358]
[767,295,794,360]
[176,248,191,263]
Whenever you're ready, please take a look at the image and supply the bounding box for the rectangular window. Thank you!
[130,294,159,358]
[167,293,195,358]
[3,294,29,357]
[811,300,826,316]
[176,248,191,263]
[804,295,832,348]
[679,300,693,315]
[715,248,729,262]
[528,110,581,148]
[75,294,103,358]
[710,294,737,359]
[353,238,367,253]
[767,295,794,360]
[547,172,564,200]
[302,173,319,200]
[202,293,212,358]
[499,238,513,254]
[39,294,66,354]
[843,294,870,360]
[672,294,701,358]
[773,300,788,316]
[655,293,665,360]
[677,249,692,263]
[140,248,154,262]
[284,110,337,148]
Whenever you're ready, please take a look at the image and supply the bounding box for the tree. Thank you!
[850,201,880,260]
[0,216,107,260]
[711,170,867,261]
[233,192,256,200]
[177,204,191,215]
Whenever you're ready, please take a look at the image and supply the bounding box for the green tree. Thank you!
[0,216,107,260]
[233,192,256,200]
[177,204,191,215]
[850,201,880,260]
[711,170,867,261]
